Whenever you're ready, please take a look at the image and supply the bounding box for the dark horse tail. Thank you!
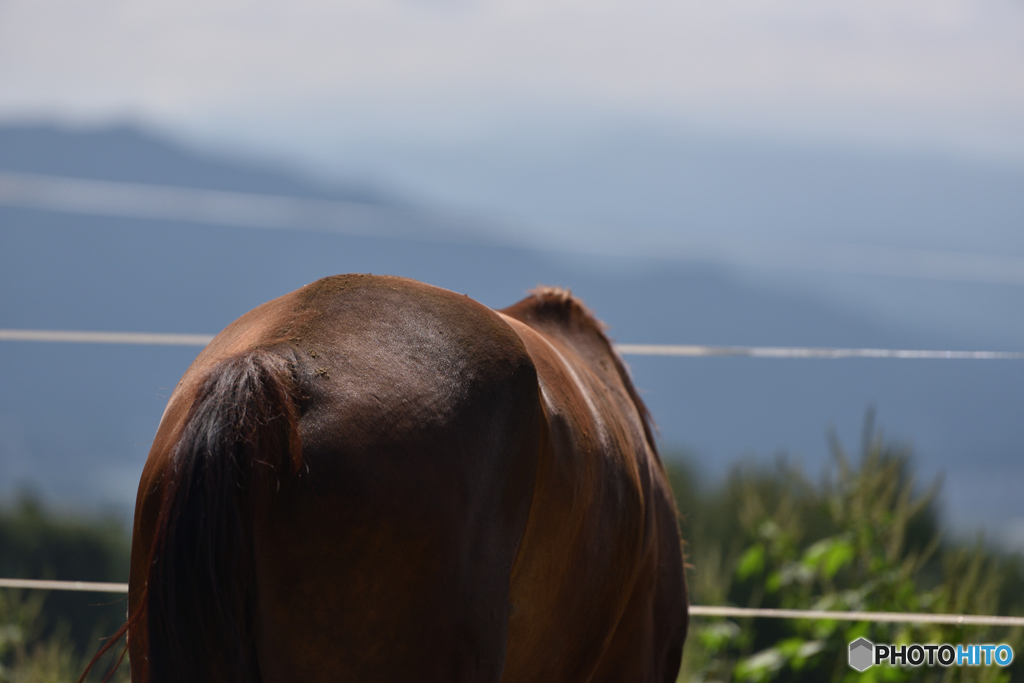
[82,349,302,683]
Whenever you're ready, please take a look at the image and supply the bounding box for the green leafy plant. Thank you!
[672,415,1024,683]
[0,493,130,683]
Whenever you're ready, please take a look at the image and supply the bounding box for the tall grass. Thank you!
[669,415,1024,682]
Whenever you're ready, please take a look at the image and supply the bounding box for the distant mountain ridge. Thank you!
[0,123,386,203]
[0,122,1020,546]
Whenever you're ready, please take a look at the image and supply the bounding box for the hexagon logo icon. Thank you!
[848,638,874,671]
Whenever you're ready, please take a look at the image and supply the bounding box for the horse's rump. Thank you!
[111,274,686,683]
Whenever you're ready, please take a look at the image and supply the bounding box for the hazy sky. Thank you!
[2,0,1023,538]
[2,0,1023,163]
[3,0,1023,291]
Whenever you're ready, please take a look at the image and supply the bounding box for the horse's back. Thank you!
[128,275,685,683]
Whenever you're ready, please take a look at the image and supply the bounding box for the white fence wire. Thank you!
[0,329,215,346]
[1,578,1022,626]
[3,328,1023,359]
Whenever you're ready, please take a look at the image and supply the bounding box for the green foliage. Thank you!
[0,589,82,683]
[0,493,130,682]
[669,415,1024,683]
[0,588,129,682]
[2,416,1022,682]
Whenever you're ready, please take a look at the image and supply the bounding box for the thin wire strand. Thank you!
[615,344,1024,359]
[0,578,129,593]
[688,605,1024,627]
[2,329,1022,359]
[1,579,1020,626]
[0,329,214,346]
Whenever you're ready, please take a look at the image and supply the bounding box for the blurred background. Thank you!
[1,0,1023,568]
[2,0,1023,537]
[2,1,1024,677]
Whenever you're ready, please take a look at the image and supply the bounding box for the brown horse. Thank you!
[94,275,687,682]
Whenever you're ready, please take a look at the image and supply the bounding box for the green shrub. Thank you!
[670,416,1024,683]
[0,493,130,682]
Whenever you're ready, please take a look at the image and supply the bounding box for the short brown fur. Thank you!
[89,275,687,682]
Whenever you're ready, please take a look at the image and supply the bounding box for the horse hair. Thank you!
[145,349,302,683]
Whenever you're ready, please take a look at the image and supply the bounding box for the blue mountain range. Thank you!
[0,123,1020,547]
